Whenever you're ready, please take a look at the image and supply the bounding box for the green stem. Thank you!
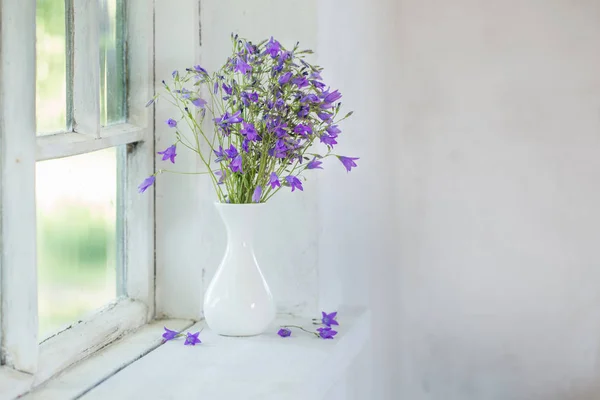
[281,325,319,338]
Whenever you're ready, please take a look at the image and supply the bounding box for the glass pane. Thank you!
[37,148,119,339]
[36,0,67,134]
[100,0,126,126]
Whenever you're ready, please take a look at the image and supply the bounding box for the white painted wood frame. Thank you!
[70,0,101,137]
[0,0,39,375]
[0,0,155,390]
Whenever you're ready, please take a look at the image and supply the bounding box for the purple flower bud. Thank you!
[194,64,208,74]
[252,185,262,203]
[166,118,177,128]
[277,328,292,337]
[138,175,155,193]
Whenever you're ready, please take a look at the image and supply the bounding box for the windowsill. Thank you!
[21,307,370,400]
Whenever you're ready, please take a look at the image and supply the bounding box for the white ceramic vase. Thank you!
[203,202,276,336]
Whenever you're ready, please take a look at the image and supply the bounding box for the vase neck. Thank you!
[215,203,262,243]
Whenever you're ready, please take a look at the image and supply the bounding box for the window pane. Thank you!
[36,0,67,134]
[37,148,119,339]
[100,0,126,126]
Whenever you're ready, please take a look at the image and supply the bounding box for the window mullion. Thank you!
[0,0,39,374]
[69,0,101,137]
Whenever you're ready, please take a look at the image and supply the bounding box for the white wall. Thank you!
[394,1,600,399]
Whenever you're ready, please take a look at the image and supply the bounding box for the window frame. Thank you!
[0,0,155,386]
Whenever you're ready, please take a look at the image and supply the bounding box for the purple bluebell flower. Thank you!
[269,172,280,189]
[327,125,341,135]
[213,82,218,94]
[297,106,310,118]
[172,70,178,78]
[192,97,207,108]
[292,75,309,88]
[138,176,155,193]
[215,169,226,184]
[286,175,303,192]
[184,331,202,346]
[224,144,239,159]
[252,186,262,203]
[320,102,335,109]
[242,139,250,153]
[338,156,359,172]
[225,110,243,124]
[273,60,285,74]
[241,122,259,141]
[277,328,292,337]
[266,36,281,58]
[322,89,342,104]
[162,327,179,342]
[234,57,252,75]
[145,98,155,107]
[222,83,233,95]
[269,139,287,158]
[177,88,192,99]
[275,98,285,109]
[307,158,323,170]
[310,70,323,80]
[317,327,338,340]
[311,80,326,90]
[317,111,332,121]
[240,91,259,106]
[280,50,292,61]
[321,311,339,326]
[213,146,226,162]
[157,144,177,164]
[320,133,338,147]
[293,124,312,137]
[194,65,208,74]
[301,94,319,104]
[214,111,243,134]
[230,155,243,173]
[278,72,292,85]
[267,117,288,138]
[245,42,256,54]
[167,118,177,128]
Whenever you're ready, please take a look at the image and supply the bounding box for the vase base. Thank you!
[217,332,263,338]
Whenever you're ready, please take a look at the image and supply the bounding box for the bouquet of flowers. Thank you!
[139,34,358,203]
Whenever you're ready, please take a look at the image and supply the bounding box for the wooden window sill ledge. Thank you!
[15,307,370,400]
